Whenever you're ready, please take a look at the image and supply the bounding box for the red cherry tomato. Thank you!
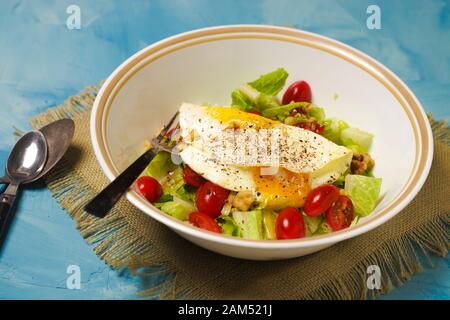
[297,121,325,135]
[248,109,262,116]
[136,176,163,203]
[282,80,312,104]
[163,128,175,138]
[275,207,305,240]
[195,181,230,218]
[304,185,340,217]
[189,211,222,233]
[326,195,354,231]
[183,165,205,187]
[315,124,325,135]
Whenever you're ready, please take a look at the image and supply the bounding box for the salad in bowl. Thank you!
[135,68,382,241]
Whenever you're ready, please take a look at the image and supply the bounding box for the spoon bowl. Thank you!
[0,119,75,185]
[6,131,47,184]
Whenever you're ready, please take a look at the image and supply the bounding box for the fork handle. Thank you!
[84,148,157,218]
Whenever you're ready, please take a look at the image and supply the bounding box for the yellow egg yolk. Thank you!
[205,106,312,208]
[252,167,311,209]
[206,106,278,129]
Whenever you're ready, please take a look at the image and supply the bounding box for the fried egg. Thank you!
[178,103,352,209]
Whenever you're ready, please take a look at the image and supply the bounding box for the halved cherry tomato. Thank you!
[304,185,340,217]
[195,181,230,218]
[326,195,354,231]
[136,176,163,203]
[163,128,175,138]
[316,124,325,135]
[189,212,221,233]
[248,109,262,116]
[282,80,312,104]
[275,207,305,240]
[297,121,325,135]
[183,165,205,187]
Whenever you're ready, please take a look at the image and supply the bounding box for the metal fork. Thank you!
[84,111,179,218]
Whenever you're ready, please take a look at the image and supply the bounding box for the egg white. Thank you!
[178,103,352,193]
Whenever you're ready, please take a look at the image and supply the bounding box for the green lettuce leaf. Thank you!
[332,174,346,188]
[231,89,255,111]
[284,114,309,126]
[345,175,382,216]
[322,118,350,145]
[155,194,173,203]
[232,210,264,240]
[340,127,374,153]
[256,93,281,110]
[235,84,280,112]
[217,215,242,237]
[248,68,288,96]
[314,221,331,235]
[159,201,190,221]
[308,106,326,122]
[161,166,185,195]
[175,184,196,202]
[145,151,177,180]
[230,68,288,111]
[262,209,277,240]
[261,102,304,121]
[304,215,324,236]
[345,144,367,154]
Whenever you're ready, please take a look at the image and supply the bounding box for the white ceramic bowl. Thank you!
[90,25,433,260]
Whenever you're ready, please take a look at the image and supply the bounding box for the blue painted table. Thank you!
[0,0,448,299]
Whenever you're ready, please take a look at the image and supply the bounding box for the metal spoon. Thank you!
[0,131,48,250]
[0,119,75,185]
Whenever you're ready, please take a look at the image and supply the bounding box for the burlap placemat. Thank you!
[29,85,449,299]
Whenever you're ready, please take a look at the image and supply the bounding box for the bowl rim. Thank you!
[90,24,433,249]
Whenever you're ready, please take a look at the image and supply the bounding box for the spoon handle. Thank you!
[0,193,17,251]
[84,148,157,218]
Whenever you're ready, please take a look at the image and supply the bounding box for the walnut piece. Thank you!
[351,153,375,175]
[232,191,255,211]
[291,103,312,115]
